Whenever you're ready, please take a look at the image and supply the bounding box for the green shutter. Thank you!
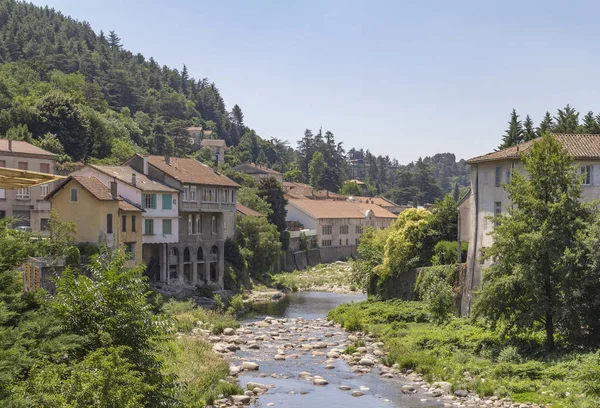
[141,193,145,209]
[162,194,172,210]
[152,194,157,209]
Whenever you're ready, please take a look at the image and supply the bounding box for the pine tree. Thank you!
[582,111,599,134]
[498,109,523,149]
[452,183,460,202]
[537,111,554,136]
[181,65,189,96]
[308,151,327,189]
[554,104,581,133]
[523,115,536,141]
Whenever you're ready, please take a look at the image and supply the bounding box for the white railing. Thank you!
[289,229,317,238]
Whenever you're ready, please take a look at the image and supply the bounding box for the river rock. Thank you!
[229,365,240,376]
[432,381,452,393]
[339,385,351,391]
[359,358,375,366]
[352,390,364,397]
[326,351,340,358]
[223,328,235,336]
[312,376,328,385]
[274,354,286,360]
[232,395,251,404]
[454,389,469,398]
[246,382,268,391]
[431,389,443,397]
[401,385,416,394]
[242,362,259,371]
[324,364,335,369]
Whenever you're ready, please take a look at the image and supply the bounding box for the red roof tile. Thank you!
[146,155,239,187]
[0,139,56,157]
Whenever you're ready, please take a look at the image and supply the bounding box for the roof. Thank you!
[145,155,239,187]
[0,139,56,157]
[286,184,347,200]
[347,179,366,185]
[0,167,65,189]
[119,200,142,212]
[233,163,282,176]
[186,127,203,132]
[88,165,177,192]
[467,134,600,164]
[46,175,116,201]
[288,199,396,220]
[236,202,264,217]
[200,139,227,148]
[351,196,399,208]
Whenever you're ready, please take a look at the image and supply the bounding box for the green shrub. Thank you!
[344,309,364,332]
[196,284,218,298]
[227,294,245,314]
[213,294,224,312]
[497,346,521,364]
[577,351,600,397]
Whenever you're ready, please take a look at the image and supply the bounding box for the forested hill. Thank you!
[0,0,247,162]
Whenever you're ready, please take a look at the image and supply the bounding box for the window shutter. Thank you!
[593,165,600,186]
[141,193,145,208]
[152,194,157,209]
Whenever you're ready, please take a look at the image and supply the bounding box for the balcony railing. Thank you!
[180,201,236,212]
[289,229,317,238]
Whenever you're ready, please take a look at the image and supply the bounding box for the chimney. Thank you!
[8,139,12,151]
[142,156,148,175]
[110,179,118,199]
[165,155,171,166]
[132,173,137,187]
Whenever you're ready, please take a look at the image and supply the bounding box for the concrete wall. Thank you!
[319,245,358,263]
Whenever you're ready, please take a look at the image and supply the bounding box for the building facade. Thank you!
[233,163,283,185]
[0,140,57,232]
[461,133,600,316]
[46,176,143,267]
[127,154,239,289]
[200,139,227,165]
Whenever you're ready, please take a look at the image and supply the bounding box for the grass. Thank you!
[327,298,600,408]
[159,300,243,406]
[270,261,358,292]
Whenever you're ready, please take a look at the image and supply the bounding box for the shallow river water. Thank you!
[230,292,444,408]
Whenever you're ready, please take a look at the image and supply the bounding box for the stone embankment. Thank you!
[192,316,546,408]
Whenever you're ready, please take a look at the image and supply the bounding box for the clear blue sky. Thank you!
[31,0,600,163]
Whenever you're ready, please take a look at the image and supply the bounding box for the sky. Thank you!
[30,0,600,164]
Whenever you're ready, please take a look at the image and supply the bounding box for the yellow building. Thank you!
[46,175,143,267]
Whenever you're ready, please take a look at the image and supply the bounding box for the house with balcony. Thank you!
[0,139,57,232]
[70,164,180,282]
[461,133,600,316]
[46,175,143,267]
[126,154,239,289]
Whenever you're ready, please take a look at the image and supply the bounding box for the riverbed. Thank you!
[228,292,445,408]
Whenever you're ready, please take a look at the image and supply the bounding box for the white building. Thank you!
[461,133,600,316]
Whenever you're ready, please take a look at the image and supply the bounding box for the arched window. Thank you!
[211,245,218,255]
[183,247,191,263]
[197,247,204,261]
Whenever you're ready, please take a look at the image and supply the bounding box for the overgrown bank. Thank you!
[328,299,600,407]
[270,261,361,293]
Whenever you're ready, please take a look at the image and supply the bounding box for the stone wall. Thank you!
[319,245,358,263]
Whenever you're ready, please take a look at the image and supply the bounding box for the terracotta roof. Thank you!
[200,139,226,148]
[47,175,116,201]
[288,199,396,220]
[88,165,177,192]
[0,139,56,157]
[351,196,398,208]
[467,134,600,164]
[236,202,264,217]
[145,155,239,187]
[119,200,142,212]
[233,163,282,176]
[286,185,347,200]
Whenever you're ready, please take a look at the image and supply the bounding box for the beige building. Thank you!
[461,133,600,316]
[0,140,57,232]
[348,196,408,215]
[234,163,283,185]
[286,198,397,248]
[200,139,227,165]
[46,175,143,267]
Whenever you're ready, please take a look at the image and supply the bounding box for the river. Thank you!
[230,292,445,408]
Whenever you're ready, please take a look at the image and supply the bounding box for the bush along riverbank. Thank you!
[327,298,600,408]
[270,261,361,293]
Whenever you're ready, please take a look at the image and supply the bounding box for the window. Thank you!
[16,188,30,199]
[107,214,113,234]
[321,239,332,247]
[483,171,489,186]
[339,225,348,234]
[0,189,4,199]
[203,188,215,202]
[132,216,136,232]
[70,188,78,202]
[0,160,5,167]
[505,169,511,184]
[190,186,197,201]
[198,214,203,234]
[188,214,193,233]
[322,225,332,235]
[18,162,28,170]
[162,194,172,210]
[125,243,135,259]
[163,219,172,235]
[144,219,154,235]
[40,184,49,197]
[580,165,592,185]
[355,238,359,245]
[143,193,156,209]
[495,166,501,187]
[355,225,363,234]
[40,218,49,231]
[183,186,190,202]
[212,215,217,234]
[495,201,502,216]
[346,238,349,245]
[40,163,50,173]
[339,239,342,246]
[122,215,127,232]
